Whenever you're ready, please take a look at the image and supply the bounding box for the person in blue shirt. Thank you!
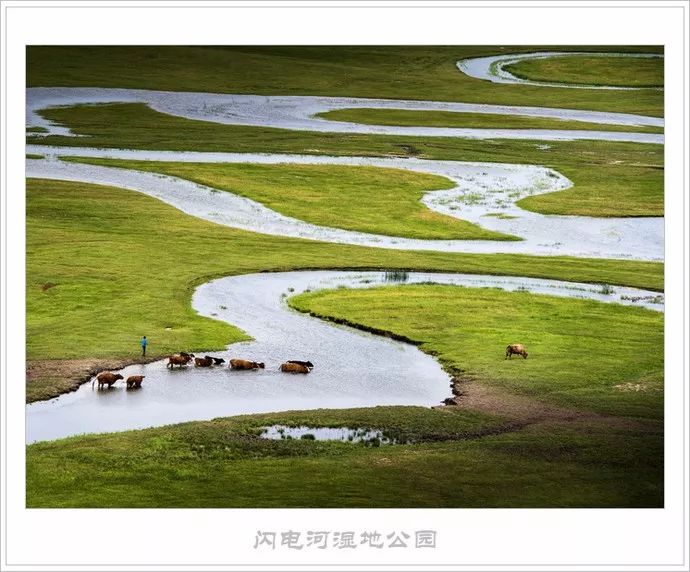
[140,335,148,357]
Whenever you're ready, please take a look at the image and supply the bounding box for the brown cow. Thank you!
[229,358,265,370]
[194,356,214,367]
[287,360,313,369]
[126,375,145,389]
[505,344,528,359]
[280,362,310,374]
[93,372,123,389]
[167,354,194,369]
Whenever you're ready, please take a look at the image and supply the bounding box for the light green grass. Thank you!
[26,177,662,373]
[26,154,44,160]
[316,108,663,133]
[27,46,663,116]
[505,55,663,88]
[290,284,663,419]
[30,103,664,217]
[60,158,517,241]
[25,407,662,507]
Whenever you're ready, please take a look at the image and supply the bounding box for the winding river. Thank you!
[25,53,665,442]
[27,87,663,144]
[26,271,663,443]
[26,149,662,260]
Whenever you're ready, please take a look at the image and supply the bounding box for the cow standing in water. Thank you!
[230,359,265,370]
[287,360,313,369]
[126,375,145,389]
[167,353,195,368]
[280,362,311,374]
[505,344,528,359]
[93,372,123,388]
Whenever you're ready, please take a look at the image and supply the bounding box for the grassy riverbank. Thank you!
[26,45,663,116]
[58,158,516,241]
[504,55,663,88]
[25,406,662,508]
[289,285,663,419]
[26,178,663,401]
[316,108,664,133]
[31,103,664,217]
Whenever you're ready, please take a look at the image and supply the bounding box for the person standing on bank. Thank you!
[140,335,148,357]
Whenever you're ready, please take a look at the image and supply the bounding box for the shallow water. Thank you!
[456,52,663,91]
[260,425,396,444]
[26,150,663,261]
[26,87,663,144]
[26,271,662,443]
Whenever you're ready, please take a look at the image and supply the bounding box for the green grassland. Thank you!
[25,46,665,509]
[504,55,663,88]
[26,178,662,397]
[26,45,663,116]
[316,108,664,133]
[25,407,662,508]
[290,285,663,419]
[59,158,516,241]
[30,103,664,217]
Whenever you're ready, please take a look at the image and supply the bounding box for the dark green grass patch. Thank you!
[504,55,663,88]
[25,408,663,507]
[60,157,516,241]
[317,108,663,133]
[30,103,664,217]
[27,45,663,116]
[289,284,663,419]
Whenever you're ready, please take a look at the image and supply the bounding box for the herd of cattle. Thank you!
[93,345,526,390]
[92,353,315,390]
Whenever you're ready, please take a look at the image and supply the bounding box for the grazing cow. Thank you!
[505,343,528,359]
[167,353,194,369]
[194,356,214,367]
[211,357,226,365]
[93,372,123,389]
[126,375,145,389]
[229,358,265,370]
[280,362,311,374]
[179,352,194,359]
[287,360,313,369]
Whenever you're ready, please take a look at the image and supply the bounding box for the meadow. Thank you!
[504,55,664,88]
[316,108,664,133]
[26,408,662,508]
[25,45,665,508]
[290,284,663,419]
[59,157,516,241]
[27,45,663,116]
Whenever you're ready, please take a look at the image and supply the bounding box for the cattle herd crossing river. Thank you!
[25,52,664,443]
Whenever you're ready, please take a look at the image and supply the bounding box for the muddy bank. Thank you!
[27,355,168,404]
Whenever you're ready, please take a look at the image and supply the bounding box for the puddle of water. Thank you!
[260,425,399,445]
